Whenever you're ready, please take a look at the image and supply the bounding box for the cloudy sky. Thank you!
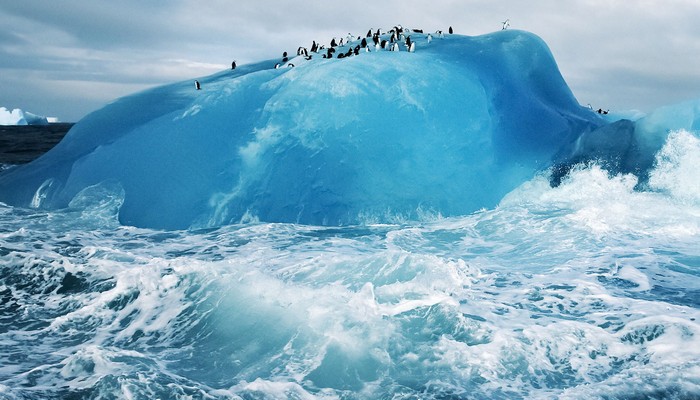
[1,0,699,122]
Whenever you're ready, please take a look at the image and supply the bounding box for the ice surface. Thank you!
[0,30,698,229]
[0,107,50,125]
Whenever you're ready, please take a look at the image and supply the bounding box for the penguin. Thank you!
[194,80,200,90]
[353,45,360,55]
[231,60,236,70]
[337,53,345,59]
[339,38,344,47]
[408,42,415,53]
[282,56,288,63]
[361,38,367,48]
[437,30,444,39]
[405,36,412,47]
[390,42,399,52]
[274,63,280,69]
[427,33,433,43]
[311,41,318,53]
[346,33,354,43]
[366,29,373,37]
[449,26,454,34]
[287,63,295,68]
[331,37,337,47]
[373,34,380,46]
[375,28,381,36]
[381,39,388,49]
[305,55,312,60]
[502,19,510,30]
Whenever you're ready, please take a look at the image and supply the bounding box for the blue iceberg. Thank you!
[0,30,697,229]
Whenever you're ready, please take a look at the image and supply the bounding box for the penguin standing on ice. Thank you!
[449,26,454,34]
[194,80,201,90]
[427,33,433,43]
[231,60,236,70]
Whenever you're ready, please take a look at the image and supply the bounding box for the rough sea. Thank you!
[1,127,699,399]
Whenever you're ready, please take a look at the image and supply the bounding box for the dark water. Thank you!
[0,123,72,165]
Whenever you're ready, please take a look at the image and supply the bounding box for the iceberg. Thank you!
[0,30,697,229]
[0,107,51,125]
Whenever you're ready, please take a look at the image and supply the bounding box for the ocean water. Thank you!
[0,130,699,399]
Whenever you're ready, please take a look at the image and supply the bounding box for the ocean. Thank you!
[0,126,698,399]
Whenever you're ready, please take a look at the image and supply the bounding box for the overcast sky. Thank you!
[1,0,700,122]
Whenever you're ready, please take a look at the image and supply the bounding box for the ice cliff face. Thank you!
[3,29,688,229]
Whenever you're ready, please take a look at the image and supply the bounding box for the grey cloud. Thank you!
[1,0,700,121]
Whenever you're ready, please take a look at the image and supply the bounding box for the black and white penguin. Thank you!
[427,33,433,43]
[231,60,236,70]
[194,80,201,90]
[381,39,388,49]
[353,45,360,55]
[449,26,454,34]
[366,29,373,37]
[274,63,280,69]
[502,19,510,30]
[405,36,412,47]
[361,38,367,48]
[287,63,295,68]
[390,42,399,52]
[408,41,415,53]
[331,37,337,47]
[339,38,344,47]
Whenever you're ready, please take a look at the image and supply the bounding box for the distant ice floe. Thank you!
[0,106,58,125]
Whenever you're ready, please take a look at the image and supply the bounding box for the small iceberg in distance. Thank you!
[0,107,54,125]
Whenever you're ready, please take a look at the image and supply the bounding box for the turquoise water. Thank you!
[1,131,698,399]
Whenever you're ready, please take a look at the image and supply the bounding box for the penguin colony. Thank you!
[269,24,450,68]
[233,24,459,78]
[200,24,486,89]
